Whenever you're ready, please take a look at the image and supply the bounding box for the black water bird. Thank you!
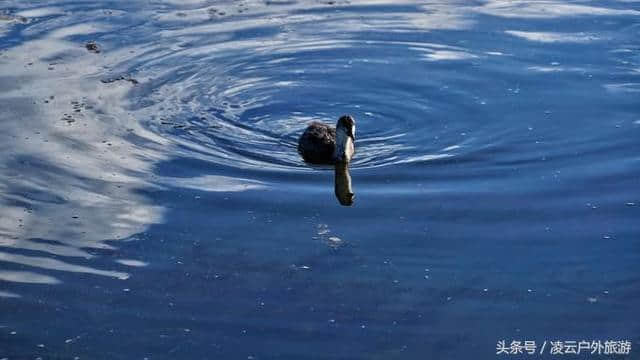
[297,115,355,164]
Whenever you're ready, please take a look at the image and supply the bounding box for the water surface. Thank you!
[1,1,639,359]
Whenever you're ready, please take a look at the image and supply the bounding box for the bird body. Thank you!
[297,115,356,164]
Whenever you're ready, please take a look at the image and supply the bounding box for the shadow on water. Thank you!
[0,0,640,359]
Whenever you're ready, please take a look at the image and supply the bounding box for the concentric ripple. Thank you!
[117,2,486,170]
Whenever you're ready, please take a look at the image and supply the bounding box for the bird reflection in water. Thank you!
[334,161,354,206]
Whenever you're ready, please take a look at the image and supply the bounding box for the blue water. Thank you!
[1,1,639,359]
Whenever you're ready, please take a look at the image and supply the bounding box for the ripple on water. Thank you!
[0,0,638,324]
[121,6,485,170]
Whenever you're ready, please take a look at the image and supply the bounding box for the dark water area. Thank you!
[1,1,639,359]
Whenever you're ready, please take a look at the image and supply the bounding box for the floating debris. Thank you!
[316,223,330,235]
[85,41,101,53]
[208,8,226,18]
[61,114,75,124]
[0,12,28,24]
[101,75,139,85]
[327,236,342,247]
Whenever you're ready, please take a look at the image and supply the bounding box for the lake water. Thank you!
[1,1,639,359]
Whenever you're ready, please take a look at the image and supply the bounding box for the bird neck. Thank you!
[334,128,354,163]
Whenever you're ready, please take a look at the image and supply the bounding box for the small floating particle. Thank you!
[527,289,532,293]
[299,265,310,270]
[327,236,341,245]
[587,297,597,303]
[483,288,488,292]
[85,41,100,53]
[603,235,611,239]
[626,202,635,206]
[65,338,73,343]
[603,290,609,294]
[37,344,45,348]
[100,75,138,85]
[317,225,330,235]
[123,288,130,292]
[364,112,373,116]
[10,331,16,335]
